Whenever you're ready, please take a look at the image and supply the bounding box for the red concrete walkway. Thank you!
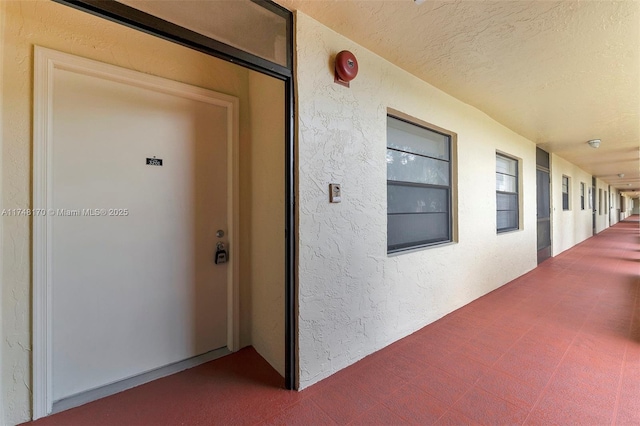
[29,216,639,425]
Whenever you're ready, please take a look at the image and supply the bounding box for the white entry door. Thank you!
[33,48,238,406]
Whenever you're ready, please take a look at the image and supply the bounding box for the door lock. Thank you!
[214,242,228,264]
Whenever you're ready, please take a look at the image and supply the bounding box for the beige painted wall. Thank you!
[550,154,594,256]
[294,12,539,389]
[0,2,259,423]
[248,71,285,376]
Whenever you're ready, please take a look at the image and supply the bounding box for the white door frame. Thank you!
[32,46,240,419]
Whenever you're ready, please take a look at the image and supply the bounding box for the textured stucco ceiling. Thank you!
[274,0,639,197]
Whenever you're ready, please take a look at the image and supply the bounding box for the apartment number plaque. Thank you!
[146,157,163,166]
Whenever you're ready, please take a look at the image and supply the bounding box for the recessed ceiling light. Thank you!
[587,139,601,148]
[414,0,426,4]
[618,173,625,178]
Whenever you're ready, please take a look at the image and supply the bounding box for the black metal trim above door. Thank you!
[53,0,297,391]
[54,0,292,78]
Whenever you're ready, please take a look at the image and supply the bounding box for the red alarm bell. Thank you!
[334,50,358,87]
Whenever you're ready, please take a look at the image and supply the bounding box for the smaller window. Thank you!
[605,191,608,213]
[496,153,519,233]
[580,182,585,210]
[562,175,570,211]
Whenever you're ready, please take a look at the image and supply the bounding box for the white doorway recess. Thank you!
[32,46,240,419]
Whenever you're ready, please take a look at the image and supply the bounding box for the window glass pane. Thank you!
[388,213,449,249]
[497,210,518,230]
[497,193,518,211]
[388,184,448,214]
[536,147,550,169]
[386,115,453,252]
[387,150,449,186]
[118,0,288,67]
[496,155,517,175]
[496,173,517,192]
[387,116,449,160]
[497,153,519,233]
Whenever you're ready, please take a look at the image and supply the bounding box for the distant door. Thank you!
[592,177,597,235]
[608,186,613,226]
[536,148,551,263]
[34,48,237,407]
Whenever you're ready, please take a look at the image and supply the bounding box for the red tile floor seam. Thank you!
[24,216,640,425]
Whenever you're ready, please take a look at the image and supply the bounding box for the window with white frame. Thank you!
[562,175,570,210]
[386,115,452,253]
[496,153,519,233]
[580,182,585,210]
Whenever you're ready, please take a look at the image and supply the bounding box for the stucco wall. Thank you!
[1,2,255,423]
[550,154,594,256]
[294,12,538,389]
[248,71,285,376]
